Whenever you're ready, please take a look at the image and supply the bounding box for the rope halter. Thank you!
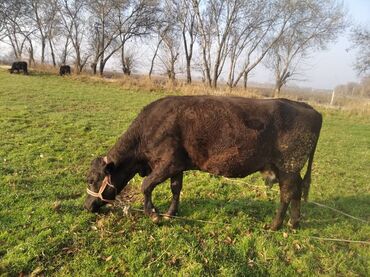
[86,175,117,204]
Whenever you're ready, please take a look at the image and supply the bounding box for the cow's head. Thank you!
[84,156,117,212]
[84,155,149,213]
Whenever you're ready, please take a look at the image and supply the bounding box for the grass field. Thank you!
[0,69,369,276]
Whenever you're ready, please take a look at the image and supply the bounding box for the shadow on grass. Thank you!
[108,193,370,230]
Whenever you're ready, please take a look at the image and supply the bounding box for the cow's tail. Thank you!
[302,113,323,203]
[302,139,318,202]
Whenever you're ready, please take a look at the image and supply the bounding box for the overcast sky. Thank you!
[257,0,370,90]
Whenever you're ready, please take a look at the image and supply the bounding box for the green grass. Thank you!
[0,69,369,276]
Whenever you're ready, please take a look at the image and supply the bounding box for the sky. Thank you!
[261,0,370,90]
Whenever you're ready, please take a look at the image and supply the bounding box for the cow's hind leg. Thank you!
[164,172,183,220]
[270,172,301,230]
[289,174,303,229]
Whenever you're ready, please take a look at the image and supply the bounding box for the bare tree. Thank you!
[1,0,35,60]
[30,0,49,63]
[350,25,370,76]
[192,0,243,88]
[87,0,121,75]
[58,0,90,73]
[267,0,346,97]
[158,25,180,81]
[169,0,197,83]
[114,0,159,75]
[153,0,182,81]
[227,0,292,89]
[45,1,61,66]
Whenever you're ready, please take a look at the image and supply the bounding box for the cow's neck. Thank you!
[106,127,140,167]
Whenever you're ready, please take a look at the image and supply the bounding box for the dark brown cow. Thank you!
[59,65,71,76]
[9,61,28,74]
[84,96,322,230]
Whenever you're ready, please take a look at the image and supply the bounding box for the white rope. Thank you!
[301,236,370,245]
[309,201,368,223]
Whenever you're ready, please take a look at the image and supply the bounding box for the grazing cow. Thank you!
[84,96,322,230]
[59,65,71,76]
[9,61,28,74]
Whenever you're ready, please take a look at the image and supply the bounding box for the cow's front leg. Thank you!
[164,172,183,220]
[141,174,163,223]
[141,166,179,223]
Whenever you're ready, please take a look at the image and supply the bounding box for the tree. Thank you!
[113,0,159,75]
[350,25,370,76]
[267,0,346,97]
[1,0,35,60]
[158,25,180,81]
[87,0,121,75]
[192,0,243,88]
[226,0,289,89]
[58,0,90,73]
[29,0,60,66]
[192,0,240,87]
[154,0,182,81]
[170,0,197,83]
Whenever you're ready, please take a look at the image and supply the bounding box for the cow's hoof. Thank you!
[268,222,282,231]
[163,214,171,221]
[288,220,300,229]
[150,213,160,224]
[163,213,175,221]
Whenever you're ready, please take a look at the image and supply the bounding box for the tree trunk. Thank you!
[28,44,35,66]
[243,72,248,90]
[41,38,46,64]
[274,80,283,98]
[91,63,97,74]
[48,38,56,67]
[121,44,130,75]
[149,39,162,79]
[99,62,105,76]
[201,48,212,87]
[61,38,69,65]
[75,51,81,74]
[186,58,191,84]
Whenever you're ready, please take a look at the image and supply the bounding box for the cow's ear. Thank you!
[104,162,115,175]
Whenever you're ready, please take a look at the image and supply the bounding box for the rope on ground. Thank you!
[296,235,370,245]
[222,177,369,224]
[115,200,370,246]
[309,201,368,224]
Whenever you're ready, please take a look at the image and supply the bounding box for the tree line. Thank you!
[0,0,348,96]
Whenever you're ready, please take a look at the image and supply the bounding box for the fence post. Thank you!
[330,89,336,106]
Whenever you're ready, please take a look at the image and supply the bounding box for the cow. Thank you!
[59,65,71,76]
[84,96,322,230]
[9,61,28,74]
